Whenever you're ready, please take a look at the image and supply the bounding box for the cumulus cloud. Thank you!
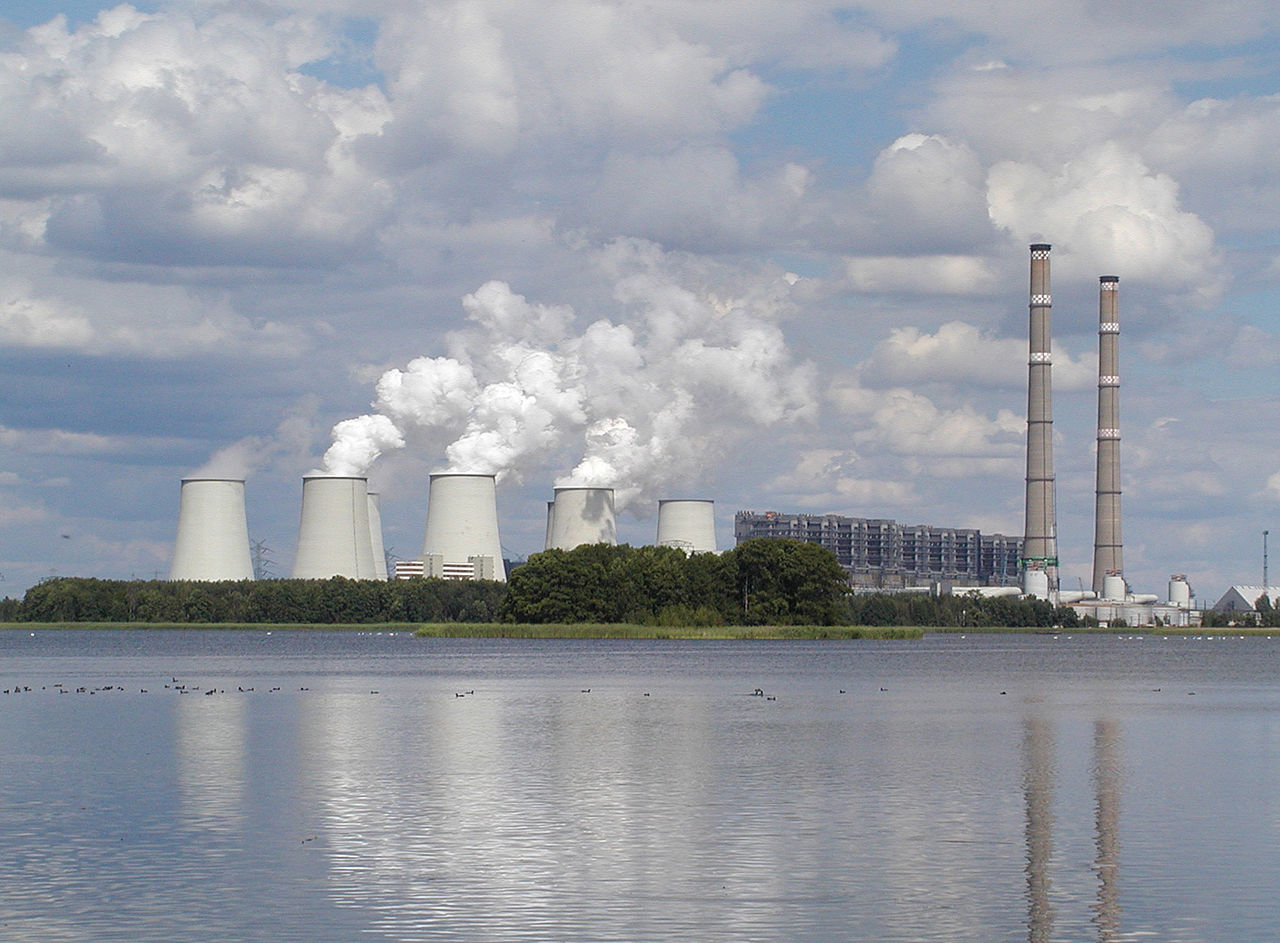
[859,321,1095,391]
[987,142,1221,296]
[830,381,1025,458]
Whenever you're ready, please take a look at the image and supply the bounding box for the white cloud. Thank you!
[859,320,1095,391]
[842,256,999,296]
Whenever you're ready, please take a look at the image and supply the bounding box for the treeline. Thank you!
[8,575,506,624]
[1,537,1081,628]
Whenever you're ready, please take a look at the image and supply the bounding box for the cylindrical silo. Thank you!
[1022,566,1049,600]
[656,499,717,553]
[1102,573,1126,602]
[421,473,506,582]
[367,492,388,581]
[292,476,378,579]
[549,487,616,550]
[169,478,254,581]
[1168,575,1191,608]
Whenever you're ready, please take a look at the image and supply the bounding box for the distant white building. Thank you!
[1212,586,1280,614]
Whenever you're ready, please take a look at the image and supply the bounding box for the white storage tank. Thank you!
[292,476,378,579]
[421,473,506,582]
[367,492,388,581]
[169,478,254,581]
[1102,574,1127,602]
[1022,567,1050,600]
[549,487,616,550]
[1168,575,1192,608]
[655,499,717,553]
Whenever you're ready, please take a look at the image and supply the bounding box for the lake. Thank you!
[1,630,1278,941]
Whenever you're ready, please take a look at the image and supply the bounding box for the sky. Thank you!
[3,0,1280,604]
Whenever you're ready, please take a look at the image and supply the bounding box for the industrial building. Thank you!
[734,511,1022,589]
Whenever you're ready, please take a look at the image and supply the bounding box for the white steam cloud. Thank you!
[193,403,316,480]
[319,244,817,508]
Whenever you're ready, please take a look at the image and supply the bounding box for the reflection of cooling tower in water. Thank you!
[655,500,717,553]
[549,487,616,550]
[367,493,388,581]
[292,476,378,579]
[169,478,254,581]
[421,473,506,581]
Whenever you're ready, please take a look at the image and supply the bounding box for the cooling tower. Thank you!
[656,499,717,553]
[292,476,378,579]
[549,487,617,550]
[169,478,254,581]
[421,473,506,582]
[1022,244,1059,596]
[367,492,388,581]
[1091,276,1124,595]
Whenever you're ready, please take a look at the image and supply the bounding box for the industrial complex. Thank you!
[167,244,1256,626]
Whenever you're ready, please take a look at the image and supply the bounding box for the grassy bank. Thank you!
[2,622,922,639]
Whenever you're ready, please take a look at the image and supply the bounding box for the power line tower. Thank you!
[251,539,276,580]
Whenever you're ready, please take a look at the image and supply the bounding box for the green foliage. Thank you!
[12,576,506,624]
[843,589,1078,628]
[502,539,849,625]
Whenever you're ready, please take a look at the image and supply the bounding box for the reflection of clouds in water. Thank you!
[176,692,247,833]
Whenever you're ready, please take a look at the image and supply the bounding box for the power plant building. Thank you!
[735,511,1022,588]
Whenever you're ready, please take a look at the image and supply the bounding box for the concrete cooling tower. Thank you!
[549,487,616,550]
[292,476,379,579]
[169,478,254,581]
[655,500,717,553]
[367,492,388,581]
[421,473,506,581]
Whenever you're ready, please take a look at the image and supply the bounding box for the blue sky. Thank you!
[2,0,1280,602]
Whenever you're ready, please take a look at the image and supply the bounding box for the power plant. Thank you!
[169,478,254,581]
[160,246,1204,624]
[420,473,506,581]
[292,476,379,580]
[547,487,617,551]
[656,500,717,553]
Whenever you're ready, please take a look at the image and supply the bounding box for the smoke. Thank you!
[192,401,316,480]
[319,240,817,508]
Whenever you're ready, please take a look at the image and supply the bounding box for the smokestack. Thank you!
[367,492,388,581]
[656,499,717,553]
[421,473,506,581]
[292,476,378,579]
[1092,276,1123,596]
[169,478,254,581]
[1022,244,1059,596]
[549,487,616,550]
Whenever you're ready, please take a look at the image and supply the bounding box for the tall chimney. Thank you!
[1092,276,1123,595]
[169,478,254,581]
[292,476,378,579]
[1022,244,1059,596]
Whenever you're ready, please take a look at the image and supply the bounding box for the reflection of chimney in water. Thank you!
[1092,720,1122,942]
[1023,715,1055,943]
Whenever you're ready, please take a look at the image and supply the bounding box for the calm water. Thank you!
[2,630,1279,942]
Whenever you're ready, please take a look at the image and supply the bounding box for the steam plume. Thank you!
[319,242,817,508]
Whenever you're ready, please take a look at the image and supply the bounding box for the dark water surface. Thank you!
[2,630,1278,941]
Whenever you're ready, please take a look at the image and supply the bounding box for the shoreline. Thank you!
[1,622,1274,638]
